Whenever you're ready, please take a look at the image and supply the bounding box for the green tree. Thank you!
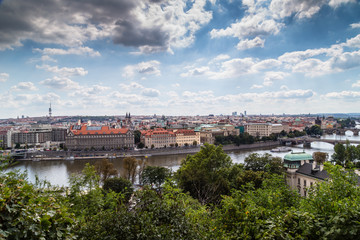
[299,163,360,239]
[305,124,323,136]
[123,157,138,184]
[332,143,346,166]
[176,144,232,205]
[141,166,171,189]
[215,174,300,239]
[193,140,197,146]
[78,183,214,240]
[312,151,329,165]
[134,130,141,144]
[103,177,133,201]
[0,169,76,239]
[137,142,145,149]
[94,158,118,184]
[244,153,284,174]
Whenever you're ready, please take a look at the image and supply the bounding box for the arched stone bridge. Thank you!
[279,136,360,148]
[324,128,360,135]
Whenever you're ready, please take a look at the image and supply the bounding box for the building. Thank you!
[141,128,176,148]
[197,124,240,144]
[172,129,200,146]
[244,123,283,137]
[65,125,134,150]
[0,130,8,149]
[284,151,328,197]
[51,127,67,142]
[10,124,65,147]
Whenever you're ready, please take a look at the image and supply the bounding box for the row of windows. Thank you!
[74,135,130,138]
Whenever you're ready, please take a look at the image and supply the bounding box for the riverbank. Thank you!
[19,141,280,161]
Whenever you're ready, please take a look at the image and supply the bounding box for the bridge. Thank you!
[324,128,360,135]
[279,137,360,148]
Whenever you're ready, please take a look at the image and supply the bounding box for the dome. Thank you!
[284,151,313,161]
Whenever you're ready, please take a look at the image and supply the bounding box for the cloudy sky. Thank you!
[1,0,360,118]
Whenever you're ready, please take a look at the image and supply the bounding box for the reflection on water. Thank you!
[6,134,359,187]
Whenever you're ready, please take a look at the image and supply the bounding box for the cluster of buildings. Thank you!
[0,111,346,151]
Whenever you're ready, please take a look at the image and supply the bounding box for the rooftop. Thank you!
[284,151,313,161]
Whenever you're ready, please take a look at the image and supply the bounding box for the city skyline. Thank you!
[1,0,360,118]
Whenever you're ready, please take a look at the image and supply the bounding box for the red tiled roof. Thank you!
[141,128,175,137]
[70,125,129,135]
[172,129,196,136]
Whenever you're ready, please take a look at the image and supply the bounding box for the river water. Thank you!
[5,132,360,187]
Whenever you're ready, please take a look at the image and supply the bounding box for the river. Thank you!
[5,132,359,187]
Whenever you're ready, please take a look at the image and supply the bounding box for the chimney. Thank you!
[312,160,316,170]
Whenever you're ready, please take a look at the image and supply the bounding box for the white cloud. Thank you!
[329,0,356,8]
[180,66,210,77]
[211,54,231,62]
[211,0,355,52]
[0,73,9,82]
[34,46,101,57]
[167,91,178,98]
[40,76,80,89]
[252,59,282,71]
[123,60,161,78]
[0,0,212,53]
[11,82,37,91]
[350,22,360,29]
[36,64,88,77]
[41,55,57,62]
[141,88,160,97]
[210,12,282,40]
[236,37,265,50]
[352,80,360,88]
[251,84,264,89]
[172,83,180,88]
[119,82,144,91]
[270,0,327,19]
[342,34,360,48]
[263,71,289,86]
[331,50,360,70]
[12,92,60,106]
[182,90,214,98]
[69,85,110,99]
[209,58,257,79]
[292,58,333,77]
[324,91,360,99]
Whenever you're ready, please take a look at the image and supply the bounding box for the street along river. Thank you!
[6,133,359,187]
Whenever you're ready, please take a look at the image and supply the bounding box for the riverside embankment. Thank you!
[19,141,280,161]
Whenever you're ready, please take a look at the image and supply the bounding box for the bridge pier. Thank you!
[303,141,311,148]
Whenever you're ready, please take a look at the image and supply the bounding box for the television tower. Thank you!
[49,102,52,118]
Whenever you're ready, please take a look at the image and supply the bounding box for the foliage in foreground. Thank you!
[0,170,76,240]
[2,145,360,239]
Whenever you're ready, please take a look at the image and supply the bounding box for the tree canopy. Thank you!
[141,166,171,189]
[176,143,233,205]
[2,144,360,239]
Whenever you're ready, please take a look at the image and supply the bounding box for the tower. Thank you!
[125,112,131,125]
[49,102,52,118]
